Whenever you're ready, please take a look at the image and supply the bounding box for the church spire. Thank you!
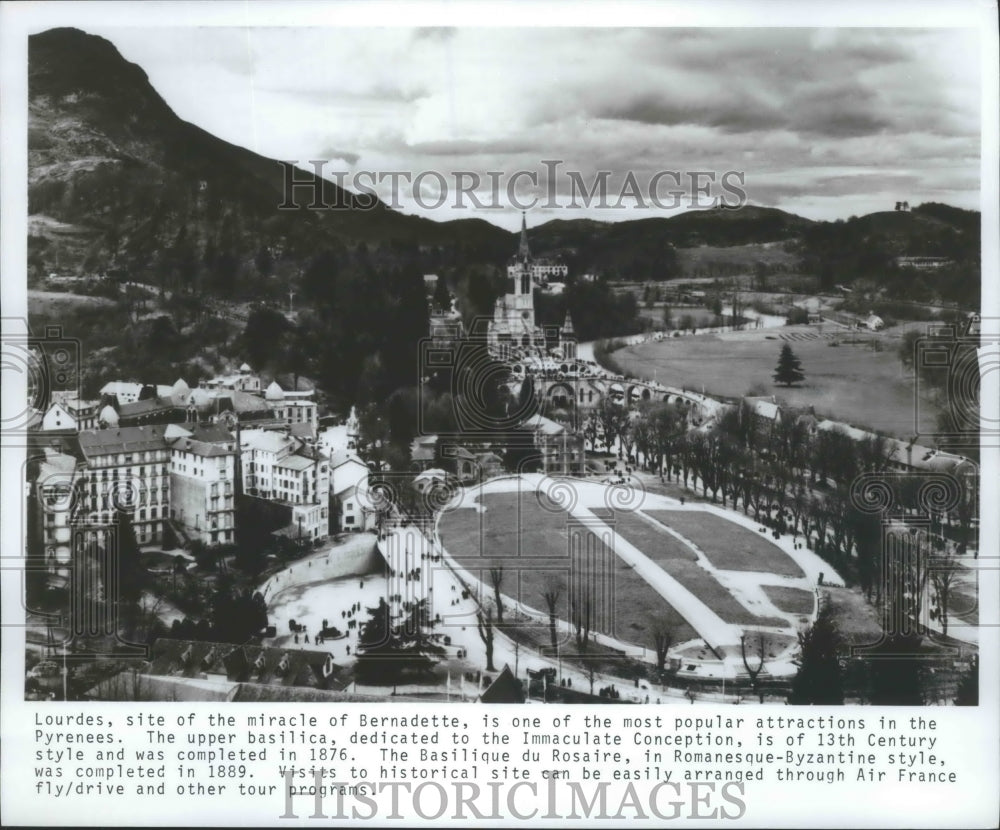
[518,211,531,260]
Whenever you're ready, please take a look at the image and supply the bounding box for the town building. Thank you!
[40,393,100,432]
[100,381,173,405]
[520,413,586,475]
[201,363,262,394]
[318,407,360,459]
[166,424,238,547]
[84,639,349,700]
[239,428,329,541]
[77,426,174,545]
[29,446,82,588]
[264,381,318,432]
[329,450,371,531]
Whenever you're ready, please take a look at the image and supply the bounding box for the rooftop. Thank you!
[78,425,169,457]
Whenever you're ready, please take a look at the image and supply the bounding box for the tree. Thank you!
[489,568,505,624]
[476,606,496,673]
[929,549,961,637]
[242,308,291,371]
[652,617,673,672]
[773,343,805,387]
[571,591,593,653]
[113,511,147,609]
[542,575,564,651]
[355,598,444,684]
[740,631,768,703]
[788,605,845,704]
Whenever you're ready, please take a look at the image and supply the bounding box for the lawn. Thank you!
[645,510,804,577]
[590,509,697,562]
[762,585,815,616]
[438,492,699,648]
[592,508,785,627]
[614,323,942,437]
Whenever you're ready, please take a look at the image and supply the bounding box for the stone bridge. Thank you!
[526,371,723,425]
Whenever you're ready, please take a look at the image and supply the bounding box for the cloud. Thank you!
[85,25,982,224]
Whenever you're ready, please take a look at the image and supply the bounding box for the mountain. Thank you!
[28,28,513,291]
[28,28,979,296]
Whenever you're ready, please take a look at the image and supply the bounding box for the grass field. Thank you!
[644,510,804,577]
[437,493,699,648]
[614,322,942,437]
[762,585,816,616]
[591,508,785,627]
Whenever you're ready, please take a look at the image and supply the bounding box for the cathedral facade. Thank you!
[486,213,551,360]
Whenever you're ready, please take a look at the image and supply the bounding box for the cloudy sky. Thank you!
[80,25,981,229]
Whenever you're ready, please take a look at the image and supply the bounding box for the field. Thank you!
[644,510,804,577]
[762,585,815,616]
[615,322,943,437]
[437,493,699,648]
[590,508,785,626]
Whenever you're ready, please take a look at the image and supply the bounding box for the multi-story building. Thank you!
[329,450,371,531]
[30,447,82,587]
[40,392,100,432]
[75,422,239,547]
[167,424,238,546]
[521,414,586,475]
[264,382,318,432]
[240,429,329,540]
[77,426,173,545]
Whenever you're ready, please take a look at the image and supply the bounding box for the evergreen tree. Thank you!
[355,598,444,684]
[114,510,147,606]
[773,343,805,386]
[788,605,845,704]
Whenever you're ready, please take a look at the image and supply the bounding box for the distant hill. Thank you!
[524,206,816,279]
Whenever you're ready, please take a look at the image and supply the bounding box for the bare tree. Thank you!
[652,617,674,672]
[929,549,961,638]
[571,591,593,653]
[740,631,768,703]
[488,567,505,624]
[542,575,564,651]
[476,606,496,673]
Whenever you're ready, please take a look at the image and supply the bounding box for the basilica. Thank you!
[487,213,575,361]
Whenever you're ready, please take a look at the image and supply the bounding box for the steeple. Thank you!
[518,211,531,261]
[561,311,575,334]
